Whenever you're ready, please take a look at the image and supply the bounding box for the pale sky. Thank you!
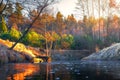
[55,0,120,20]
[56,0,77,17]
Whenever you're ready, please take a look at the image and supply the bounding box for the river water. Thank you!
[0,60,120,80]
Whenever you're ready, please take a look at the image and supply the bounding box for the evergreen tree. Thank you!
[0,16,8,33]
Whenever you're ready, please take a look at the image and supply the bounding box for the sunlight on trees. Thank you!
[0,17,8,33]
[0,0,120,52]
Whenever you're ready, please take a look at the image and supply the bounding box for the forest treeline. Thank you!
[0,0,120,52]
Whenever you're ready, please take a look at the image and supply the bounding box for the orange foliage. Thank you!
[109,0,116,8]
[44,31,59,42]
[7,64,39,80]
[31,13,55,33]
[67,14,77,23]
[61,41,70,49]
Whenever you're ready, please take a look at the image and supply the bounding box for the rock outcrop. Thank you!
[0,39,45,64]
[83,43,120,60]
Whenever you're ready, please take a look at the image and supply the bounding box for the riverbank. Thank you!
[0,38,92,64]
[83,43,120,60]
[51,50,91,61]
[0,39,46,64]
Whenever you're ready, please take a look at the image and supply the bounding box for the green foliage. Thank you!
[9,28,22,41]
[60,34,74,49]
[0,32,11,40]
[71,34,95,50]
[0,28,21,41]
[0,17,8,33]
[22,30,45,47]
[62,34,74,44]
[70,36,82,49]
[83,35,94,49]
[93,39,106,50]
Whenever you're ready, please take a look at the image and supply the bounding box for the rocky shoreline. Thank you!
[3,38,120,64]
[0,39,45,64]
[83,43,120,60]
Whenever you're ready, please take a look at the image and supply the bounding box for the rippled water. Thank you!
[0,61,120,80]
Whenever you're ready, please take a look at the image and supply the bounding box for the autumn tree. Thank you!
[22,30,41,46]
[54,11,65,34]
[10,0,57,50]
[65,14,77,34]
[31,12,55,34]
[8,2,25,31]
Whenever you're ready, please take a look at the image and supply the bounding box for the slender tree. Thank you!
[0,16,8,33]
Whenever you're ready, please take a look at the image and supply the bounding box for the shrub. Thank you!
[22,30,45,47]
[9,28,22,41]
[0,28,21,41]
[60,34,74,49]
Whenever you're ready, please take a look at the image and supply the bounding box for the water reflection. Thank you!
[1,61,120,80]
[2,63,39,80]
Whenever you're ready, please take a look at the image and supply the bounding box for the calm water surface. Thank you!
[0,61,120,80]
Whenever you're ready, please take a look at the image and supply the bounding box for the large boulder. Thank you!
[0,39,47,64]
[83,43,120,60]
[0,44,26,63]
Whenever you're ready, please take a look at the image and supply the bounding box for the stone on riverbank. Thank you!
[83,43,120,60]
[0,39,45,64]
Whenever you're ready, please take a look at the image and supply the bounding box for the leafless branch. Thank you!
[0,0,9,15]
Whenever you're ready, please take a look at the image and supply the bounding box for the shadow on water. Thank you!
[1,61,120,80]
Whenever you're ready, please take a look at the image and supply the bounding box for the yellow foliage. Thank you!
[32,58,43,63]
[44,31,60,42]
[0,39,36,58]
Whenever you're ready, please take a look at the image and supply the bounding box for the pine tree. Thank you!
[0,16,8,33]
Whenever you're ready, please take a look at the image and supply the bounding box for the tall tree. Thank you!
[10,0,57,50]
[55,11,65,34]
[8,2,24,30]
[0,16,8,33]
[98,0,101,40]
[65,14,77,34]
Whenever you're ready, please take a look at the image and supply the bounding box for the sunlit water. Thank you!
[0,61,120,80]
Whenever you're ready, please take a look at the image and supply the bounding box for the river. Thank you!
[0,60,120,80]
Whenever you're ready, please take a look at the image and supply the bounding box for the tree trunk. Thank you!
[9,4,47,50]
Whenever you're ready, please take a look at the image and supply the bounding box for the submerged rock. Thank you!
[83,43,120,60]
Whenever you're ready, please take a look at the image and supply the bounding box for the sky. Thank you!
[55,0,77,18]
[55,0,120,20]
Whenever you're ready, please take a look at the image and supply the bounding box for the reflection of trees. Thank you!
[46,61,53,80]
[1,62,78,80]
[7,64,39,80]
[45,62,72,80]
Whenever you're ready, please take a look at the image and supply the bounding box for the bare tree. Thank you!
[75,0,87,19]
[98,0,101,40]
[0,0,10,16]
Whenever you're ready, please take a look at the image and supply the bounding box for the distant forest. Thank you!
[0,0,120,52]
